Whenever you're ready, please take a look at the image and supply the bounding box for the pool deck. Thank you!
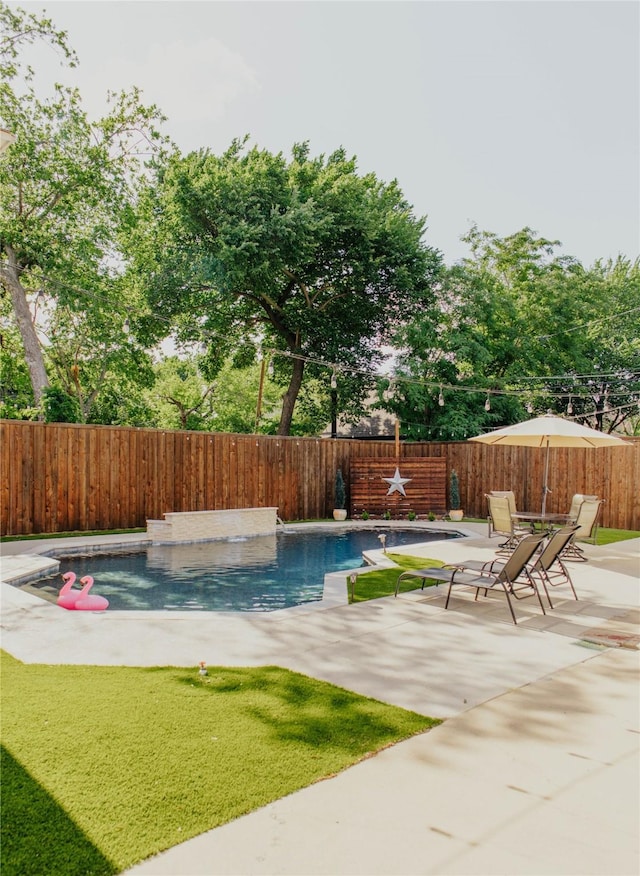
[1,523,639,875]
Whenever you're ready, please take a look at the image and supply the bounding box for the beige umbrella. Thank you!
[469,413,628,514]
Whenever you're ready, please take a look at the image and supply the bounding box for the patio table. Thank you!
[512,512,574,532]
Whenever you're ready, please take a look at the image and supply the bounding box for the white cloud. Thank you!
[120,38,260,122]
[91,37,261,126]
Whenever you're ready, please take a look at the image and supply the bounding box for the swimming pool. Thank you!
[31,526,458,612]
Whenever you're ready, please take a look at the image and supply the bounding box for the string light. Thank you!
[269,350,638,405]
[9,262,640,422]
[17,264,638,398]
[330,369,337,390]
[267,359,274,378]
[534,304,640,341]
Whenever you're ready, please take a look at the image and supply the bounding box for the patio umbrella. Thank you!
[469,414,628,514]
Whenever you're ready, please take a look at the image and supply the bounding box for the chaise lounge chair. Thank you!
[394,531,548,624]
[457,525,579,609]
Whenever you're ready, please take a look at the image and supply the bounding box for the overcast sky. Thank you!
[11,0,640,266]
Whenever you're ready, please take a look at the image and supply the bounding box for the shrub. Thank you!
[334,468,346,509]
[449,469,461,510]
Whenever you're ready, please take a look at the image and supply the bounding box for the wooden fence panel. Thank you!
[350,458,447,518]
[1,420,638,535]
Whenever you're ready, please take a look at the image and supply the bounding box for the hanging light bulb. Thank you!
[526,402,533,414]
[484,394,491,412]
[567,397,573,414]
[267,359,274,378]
[330,369,337,390]
[123,317,130,335]
[438,386,445,406]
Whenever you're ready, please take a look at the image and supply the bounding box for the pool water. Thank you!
[38,527,458,612]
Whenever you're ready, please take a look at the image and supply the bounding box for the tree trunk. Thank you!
[330,388,338,438]
[277,356,305,435]
[1,247,49,411]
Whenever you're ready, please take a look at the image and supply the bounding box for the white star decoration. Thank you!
[382,467,412,496]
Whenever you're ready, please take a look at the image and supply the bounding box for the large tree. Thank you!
[0,3,166,413]
[125,139,441,434]
[388,226,640,438]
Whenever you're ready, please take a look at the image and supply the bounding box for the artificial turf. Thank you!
[349,552,445,602]
[0,651,438,875]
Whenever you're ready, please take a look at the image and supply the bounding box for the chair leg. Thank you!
[446,581,519,624]
[500,583,518,624]
[533,569,554,610]
[562,562,579,600]
[544,562,578,601]
[531,578,547,615]
[561,542,587,563]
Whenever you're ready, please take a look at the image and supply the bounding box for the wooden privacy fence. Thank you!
[1,420,639,536]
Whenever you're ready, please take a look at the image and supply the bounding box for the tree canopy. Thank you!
[0,1,166,414]
[124,138,441,434]
[1,3,637,438]
[385,226,640,438]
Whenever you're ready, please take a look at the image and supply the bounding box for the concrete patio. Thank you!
[1,523,638,875]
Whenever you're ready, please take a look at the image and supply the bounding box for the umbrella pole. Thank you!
[541,440,551,515]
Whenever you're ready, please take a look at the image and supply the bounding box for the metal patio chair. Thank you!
[486,494,531,554]
[562,498,604,561]
[567,493,598,523]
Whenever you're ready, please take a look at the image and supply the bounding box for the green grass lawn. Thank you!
[592,527,639,545]
[0,651,438,876]
[349,553,445,603]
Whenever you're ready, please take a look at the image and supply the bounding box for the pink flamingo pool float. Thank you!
[57,572,109,611]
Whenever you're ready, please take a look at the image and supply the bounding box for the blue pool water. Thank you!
[41,527,458,612]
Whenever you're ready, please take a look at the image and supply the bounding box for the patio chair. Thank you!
[567,493,598,522]
[489,490,518,516]
[459,525,579,609]
[394,531,548,624]
[486,494,531,554]
[561,498,604,561]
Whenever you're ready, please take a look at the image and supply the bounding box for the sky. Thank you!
[9,0,640,267]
